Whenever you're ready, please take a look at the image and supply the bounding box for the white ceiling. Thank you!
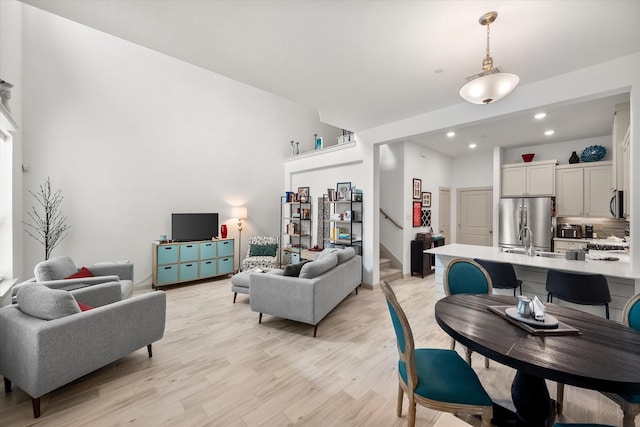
[21,0,640,157]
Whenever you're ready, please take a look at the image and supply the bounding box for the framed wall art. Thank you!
[412,201,422,227]
[422,191,431,207]
[421,209,431,227]
[336,182,351,200]
[413,178,422,200]
[297,187,310,202]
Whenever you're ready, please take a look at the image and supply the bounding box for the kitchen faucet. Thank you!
[520,225,536,257]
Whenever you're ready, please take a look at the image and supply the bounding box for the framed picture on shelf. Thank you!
[336,182,351,200]
[412,201,422,227]
[422,191,431,207]
[413,178,422,200]
[297,187,310,202]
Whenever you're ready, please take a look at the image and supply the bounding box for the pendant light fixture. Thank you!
[459,11,519,104]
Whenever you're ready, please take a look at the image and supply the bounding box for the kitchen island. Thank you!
[426,244,639,322]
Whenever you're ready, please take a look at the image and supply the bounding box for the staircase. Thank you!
[380,256,402,283]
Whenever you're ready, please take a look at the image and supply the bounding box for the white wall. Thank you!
[20,5,338,283]
[379,143,404,262]
[401,142,451,273]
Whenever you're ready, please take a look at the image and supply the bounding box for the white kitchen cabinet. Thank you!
[556,167,584,216]
[553,238,589,254]
[555,162,612,218]
[501,160,556,197]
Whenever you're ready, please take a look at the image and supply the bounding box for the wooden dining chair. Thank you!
[545,269,611,414]
[599,293,640,427]
[380,281,493,427]
[474,258,523,296]
[444,258,493,368]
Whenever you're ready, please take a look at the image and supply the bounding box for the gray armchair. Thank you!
[0,282,166,418]
[13,256,134,301]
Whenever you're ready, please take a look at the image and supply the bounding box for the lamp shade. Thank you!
[231,206,247,220]
[459,73,519,104]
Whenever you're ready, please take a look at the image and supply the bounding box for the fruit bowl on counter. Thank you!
[521,153,535,162]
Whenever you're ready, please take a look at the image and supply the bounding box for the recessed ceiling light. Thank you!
[469,143,477,149]
[447,131,455,138]
[534,113,547,120]
[545,130,555,136]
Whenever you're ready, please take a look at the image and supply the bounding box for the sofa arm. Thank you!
[0,291,166,399]
[249,273,317,324]
[70,281,122,307]
[11,276,121,298]
[88,262,133,281]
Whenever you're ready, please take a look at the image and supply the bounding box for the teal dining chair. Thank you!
[444,258,493,368]
[380,281,493,427]
[600,293,640,427]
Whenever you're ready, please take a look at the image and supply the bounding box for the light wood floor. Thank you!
[0,275,626,426]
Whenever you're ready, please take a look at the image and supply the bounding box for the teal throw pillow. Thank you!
[283,261,310,277]
[250,243,277,257]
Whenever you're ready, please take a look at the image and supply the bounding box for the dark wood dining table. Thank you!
[435,294,640,426]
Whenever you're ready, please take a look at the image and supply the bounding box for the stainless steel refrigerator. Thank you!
[499,197,554,251]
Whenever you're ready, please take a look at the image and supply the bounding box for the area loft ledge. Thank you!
[285,141,355,162]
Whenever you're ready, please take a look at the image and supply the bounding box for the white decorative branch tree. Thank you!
[23,177,70,260]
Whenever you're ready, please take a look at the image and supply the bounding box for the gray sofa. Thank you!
[13,256,134,301]
[0,282,166,418]
[249,247,362,336]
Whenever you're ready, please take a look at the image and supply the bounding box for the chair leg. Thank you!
[623,410,637,427]
[481,406,493,427]
[32,397,40,418]
[233,292,237,303]
[313,324,318,337]
[465,347,472,367]
[4,377,11,393]
[450,337,456,350]
[147,344,153,358]
[408,400,416,427]
[484,356,490,368]
[605,304,610,319]
[556,382,564,414]
[259,313,263,324]
[396,383,404,416]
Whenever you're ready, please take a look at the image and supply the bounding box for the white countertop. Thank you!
[426,244,639,280]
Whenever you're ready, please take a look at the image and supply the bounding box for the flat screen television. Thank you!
[171,213,219,242]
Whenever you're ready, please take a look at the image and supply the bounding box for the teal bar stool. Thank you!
[380,281,493,427]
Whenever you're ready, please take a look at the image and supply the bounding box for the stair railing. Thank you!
[380,208,403,230]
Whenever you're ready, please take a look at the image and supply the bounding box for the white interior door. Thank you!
[438,187,451,243]
[458,187,493,246]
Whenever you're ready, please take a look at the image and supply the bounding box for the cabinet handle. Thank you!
[186,245,193,248]
[164,266,172,270]
[186,264,193,267]
[163,247,173,251]
[205,261,212,265]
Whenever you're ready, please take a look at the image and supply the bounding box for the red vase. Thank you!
[220,224,228,238]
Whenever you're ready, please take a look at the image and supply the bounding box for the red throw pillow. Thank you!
[65,267,94,279]
[77,302,93,312]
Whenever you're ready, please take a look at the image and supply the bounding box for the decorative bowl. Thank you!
[581,145,606,162]
[521,153,535,162]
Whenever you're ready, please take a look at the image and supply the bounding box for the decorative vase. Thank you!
[220,224,228,239]
[295,141,300,155]
[569,151,579,164]
[289,140,294,156]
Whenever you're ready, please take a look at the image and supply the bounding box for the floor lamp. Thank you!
[231,206,247,272]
